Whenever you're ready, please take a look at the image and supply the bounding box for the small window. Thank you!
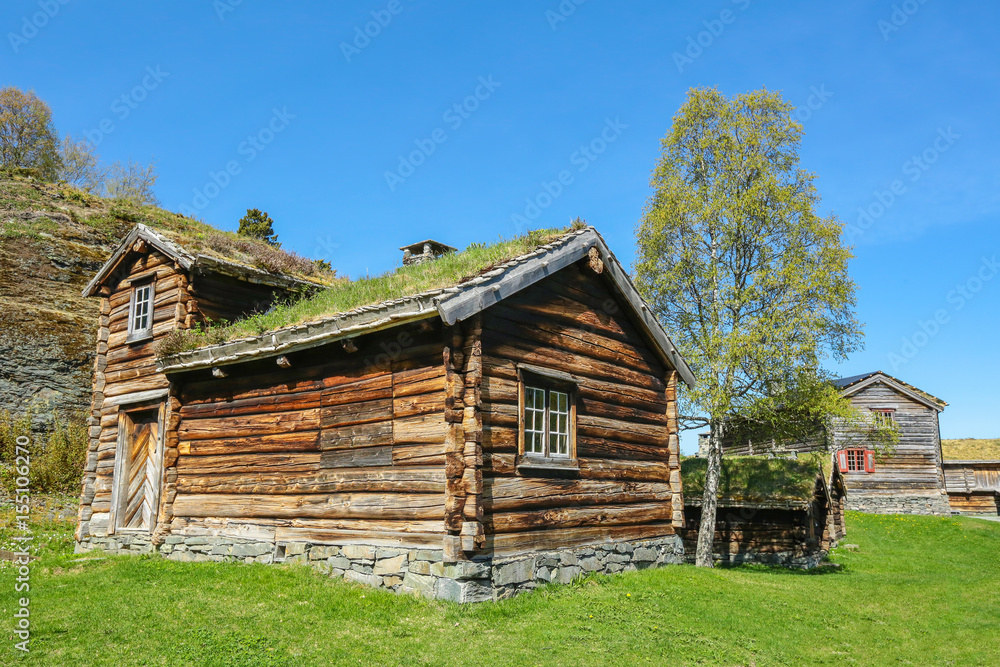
[518,366,576,463]
[870,408,895,428]
[128,281,155,340]
[838,448,874,473]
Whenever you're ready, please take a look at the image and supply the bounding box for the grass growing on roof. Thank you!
[156,227,571,358]
[942,438,1000,460]
[680,455,825,504]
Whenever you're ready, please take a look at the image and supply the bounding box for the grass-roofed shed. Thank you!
[680,457,846,568]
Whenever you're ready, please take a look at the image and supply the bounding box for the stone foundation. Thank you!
[846,493,951,516]
[76,534,684,603]
[685,549,827,569]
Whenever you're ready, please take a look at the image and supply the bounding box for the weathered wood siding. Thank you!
[947,492,1000,514]
[943,461,1000,494]
[188,271,303,326]
[79,249,189,537]
[479,261,682,557]
[835,383,945,496]
[167,321,449,549]
[944,461,1000,514]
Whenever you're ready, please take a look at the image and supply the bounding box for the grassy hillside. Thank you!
[942,438,1000,460]
[2,509,998,665]
[0,171,332,423]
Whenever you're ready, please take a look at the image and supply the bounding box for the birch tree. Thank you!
[0,86,60,179]
[635,87,867,567]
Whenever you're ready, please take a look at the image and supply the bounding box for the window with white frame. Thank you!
[520,371,575,460]
[128,282,154,340]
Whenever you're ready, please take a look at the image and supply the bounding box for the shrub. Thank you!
[204,231,329,277]
[0,408,88,495]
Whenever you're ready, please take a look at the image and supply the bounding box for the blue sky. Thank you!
[4,1,998,451]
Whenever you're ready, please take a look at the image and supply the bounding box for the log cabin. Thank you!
[942,460,1000,515]
[712,371,951,516]
[75,224,698,601]
[679,457,845,568]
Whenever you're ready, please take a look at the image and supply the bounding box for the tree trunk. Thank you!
[694,419,723,567]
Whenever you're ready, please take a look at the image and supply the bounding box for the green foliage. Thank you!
[0,86,61,179]
[0,408,88,495]
[635,87,864,435]
[237,208,279,246]
[2,510,999,665]
[157,227,569,358]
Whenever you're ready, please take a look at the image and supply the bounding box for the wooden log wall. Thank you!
[943,461,1000,494]
[188,270,304,325]
[947,492,1000,515]
[479,260,682,557]
[79,248,190,538]
[833,384,946,495]
[680,505,819,558]
[169,321,449,548]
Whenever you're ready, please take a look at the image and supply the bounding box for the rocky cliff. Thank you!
[0,177,116,427]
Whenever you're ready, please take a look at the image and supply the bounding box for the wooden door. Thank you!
[112,406,164,532]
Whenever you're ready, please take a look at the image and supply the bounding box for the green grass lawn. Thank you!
[2,511,999,666]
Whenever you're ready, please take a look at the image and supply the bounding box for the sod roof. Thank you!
[155,225,698,389]
[681,456,825,508]
[941,438,1000,461]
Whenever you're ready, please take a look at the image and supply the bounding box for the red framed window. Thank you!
[838,448,874,473]
[870,408,895,428]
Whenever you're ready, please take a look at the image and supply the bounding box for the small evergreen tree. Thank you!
[237,208,279,246]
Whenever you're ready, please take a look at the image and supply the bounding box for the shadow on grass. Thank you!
[715,562,849,576]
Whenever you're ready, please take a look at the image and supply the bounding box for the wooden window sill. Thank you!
[126,331,153,345]
[517,456,580,477]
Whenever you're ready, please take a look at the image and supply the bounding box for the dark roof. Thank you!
[83,224,330,297]
[681,456,826,509]
[833,371,946,410]
[158,226,697,388]
[831,372,879,389]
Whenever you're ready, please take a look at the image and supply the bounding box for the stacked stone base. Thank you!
[846,493,951,516]
[76,534,684,602]
[686,549,827,569]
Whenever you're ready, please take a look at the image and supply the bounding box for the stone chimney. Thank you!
[400,240,457,266]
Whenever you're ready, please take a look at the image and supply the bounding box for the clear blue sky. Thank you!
[5,1,998,451]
